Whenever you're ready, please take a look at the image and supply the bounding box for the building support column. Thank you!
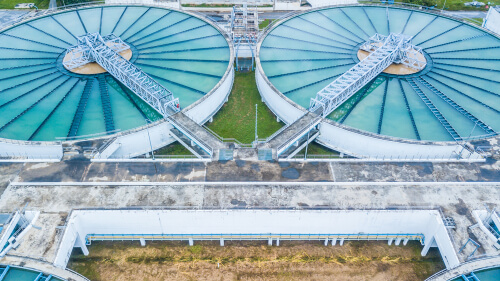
[75,233,89,256]
[421,237,434,256]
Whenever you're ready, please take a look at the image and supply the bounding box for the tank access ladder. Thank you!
[63,33,180,117]
[309,33,426,118]
[461,272,480,281]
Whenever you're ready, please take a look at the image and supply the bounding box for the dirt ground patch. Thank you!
[68,240,444,281]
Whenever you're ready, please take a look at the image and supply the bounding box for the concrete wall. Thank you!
[483,7,500,35]
[184,67,234,124]
[317,121,475,160]
[0,140,62,161]
[472,210,500,243]
[53,209,460,269]
[95,121,176,159]
[256,68,304,124]
[0,211,40,258]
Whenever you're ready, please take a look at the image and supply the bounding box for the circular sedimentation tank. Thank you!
[257,6,500,142]
[451,267,500,281]
[0,6,232,141]
[0,265,66,281]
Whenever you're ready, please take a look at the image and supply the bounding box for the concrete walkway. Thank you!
[426,256,500,281]
[2,255,88,281]
[9,158,500,183]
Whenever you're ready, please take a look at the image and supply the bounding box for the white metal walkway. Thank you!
[63,33,180,117]
[309,33,425,117]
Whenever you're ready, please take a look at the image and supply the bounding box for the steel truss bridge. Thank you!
[63,33,180,117]
[309,33,426,118]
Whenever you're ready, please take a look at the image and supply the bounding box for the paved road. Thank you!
[204,10,488,20]
[443,11,488,18]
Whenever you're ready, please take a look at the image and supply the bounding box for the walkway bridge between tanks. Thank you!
[167,112,226,160]
[263,112,322,159]
[263,33,426,160]
[63,33,180,117]
[309,33,426,118]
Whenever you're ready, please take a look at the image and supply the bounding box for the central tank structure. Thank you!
[257,6,500,152]
[0,6,233,142]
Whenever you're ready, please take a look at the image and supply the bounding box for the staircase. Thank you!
[68,78,93,138]
[98,76,115,134]
[416,76,495,136]
[406,78,461,141]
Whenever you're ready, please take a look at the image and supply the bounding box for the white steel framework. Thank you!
[230,3,258,71]
[309,33,426,118]
[63,34,130,70]
[63,33,180,117]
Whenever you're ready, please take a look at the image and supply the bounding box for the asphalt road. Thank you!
[443,10,488,18]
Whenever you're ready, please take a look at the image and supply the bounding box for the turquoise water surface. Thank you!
[450,267,500,281]
[0,265,65,281]
[0,6,230,141]
[259,6,500,142]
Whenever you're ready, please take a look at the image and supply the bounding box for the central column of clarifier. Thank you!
[357,33,427,76]
[62,34,133,75]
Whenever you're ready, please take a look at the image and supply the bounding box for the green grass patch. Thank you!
[296,142,340,156]
[206,71,284,144]
[154,70,283,154]
[154,142,193,156]
[259,19,274,29]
